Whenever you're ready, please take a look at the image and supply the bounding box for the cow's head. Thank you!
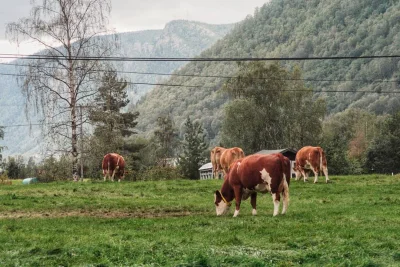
[214,190,231,216]
[292,166,302,179]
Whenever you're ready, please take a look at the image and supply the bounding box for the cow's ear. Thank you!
[215,190,220,196]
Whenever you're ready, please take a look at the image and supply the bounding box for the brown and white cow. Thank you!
[210,146,226,179]
[294,146,329,183]
[219,147,245,176]
[102,153,125,182]
[214,153,290,217]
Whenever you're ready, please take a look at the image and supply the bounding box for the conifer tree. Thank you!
[87,70,139,177]
[179,117,208,179]
[153,115,178,165]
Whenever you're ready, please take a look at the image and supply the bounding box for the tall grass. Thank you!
[1,175,400,266]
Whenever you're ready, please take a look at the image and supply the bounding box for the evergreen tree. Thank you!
[179,117,208,179]
[6,157,20,179]
[89,70,139,144]
[154,115,178,164]
[87,70,139,174]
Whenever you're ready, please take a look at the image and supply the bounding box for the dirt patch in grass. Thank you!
[0,209,204,219]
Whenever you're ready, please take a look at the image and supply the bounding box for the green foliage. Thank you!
[134,0,400,148]
[322,108,387,174]
[85,70,140,178]
[365,111,400,173]
[153,115,179,160]
[89,70,139,148]
[38,155,72,182]
[5,156,26,179]
[221,62,326,153]
[178,117,208,179]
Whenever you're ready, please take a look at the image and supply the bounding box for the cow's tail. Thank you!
[281,155,290,214]
[319,147,326,175]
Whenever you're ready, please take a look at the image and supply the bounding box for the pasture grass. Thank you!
[1,175,400,266]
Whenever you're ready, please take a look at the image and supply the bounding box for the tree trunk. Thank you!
[68,41,78,180]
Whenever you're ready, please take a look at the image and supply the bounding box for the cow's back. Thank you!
[220,147,245,172]
[231,154,288,192]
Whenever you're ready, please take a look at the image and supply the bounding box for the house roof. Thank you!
[199,162,213,171]
[255,148,297,155]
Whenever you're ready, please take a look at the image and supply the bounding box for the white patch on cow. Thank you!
[215,200,229,216]
[233,209,240,217]
[215,193,230,216]
[272,193,280,216]
[252,209,257,216]
[259,168,272,192]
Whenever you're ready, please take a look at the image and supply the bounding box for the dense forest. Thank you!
[134,0,400,142]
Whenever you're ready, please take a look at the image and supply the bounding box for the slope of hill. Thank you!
[0,20,233,158]
[134,0,400,144]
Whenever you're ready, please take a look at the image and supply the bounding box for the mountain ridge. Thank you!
[0,20,234,159]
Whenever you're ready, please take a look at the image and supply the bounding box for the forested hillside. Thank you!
[134,0,400,144]
[0,20,233,158]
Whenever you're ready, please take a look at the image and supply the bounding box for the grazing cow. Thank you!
[214,153,290,217]
[102,153,125,182]
[210,146,226,179]
[220,147,245,176]
[294,146,329,183]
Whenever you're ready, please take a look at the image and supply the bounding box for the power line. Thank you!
[0,70,399,85]
[1,53,400,62]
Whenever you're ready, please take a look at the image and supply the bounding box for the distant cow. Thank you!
[220,147,245,176]
[102,153,125,182]
[294,146,329,183]
[214,153,290,217]
[210,146,226,179]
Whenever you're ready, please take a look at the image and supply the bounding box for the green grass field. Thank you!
[1,175,400,266]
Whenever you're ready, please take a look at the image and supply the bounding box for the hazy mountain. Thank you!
[0,20,234,159]
[134,0,400,145]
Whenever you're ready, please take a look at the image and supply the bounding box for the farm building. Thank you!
[199,162,214,180]
[198,148,297,180]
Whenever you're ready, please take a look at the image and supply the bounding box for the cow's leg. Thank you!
[312,168,319,183]
[323,166,329,183]
[250,193,257,216]
[301,169,308,182]
[271,192,281,216]
[281,178,290,215]
[233,186,242,217]
[111,166,119,182]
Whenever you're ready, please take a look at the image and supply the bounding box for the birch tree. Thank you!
[7,0,116,178]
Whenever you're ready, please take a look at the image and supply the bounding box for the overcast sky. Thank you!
[0,0,268,58]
